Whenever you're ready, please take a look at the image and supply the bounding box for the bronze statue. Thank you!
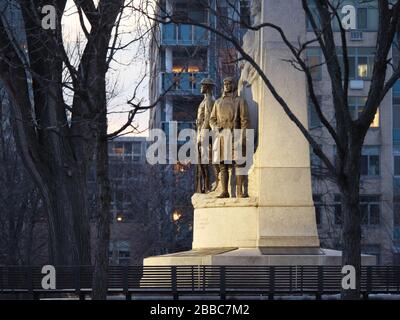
[195,78,219,193]
[210,77,250,198]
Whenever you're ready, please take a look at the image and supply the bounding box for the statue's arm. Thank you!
[196,103,204,128]
[240,98,250,129]
[203,98,215,129]
[209,101,219,131]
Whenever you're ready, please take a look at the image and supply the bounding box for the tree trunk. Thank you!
[92,114,111,300]
[339,155,362,300]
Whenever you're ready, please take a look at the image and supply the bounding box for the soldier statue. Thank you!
[195,78,219,193]
[209,77,249,198]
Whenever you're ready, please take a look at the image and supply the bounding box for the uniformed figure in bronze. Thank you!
[210,77,249,198]
[195,77,219,193]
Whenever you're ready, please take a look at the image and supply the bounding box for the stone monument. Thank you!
[144,0,375,266]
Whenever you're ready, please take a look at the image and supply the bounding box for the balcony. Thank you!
[161,24,209,46]
[162,72,208,95]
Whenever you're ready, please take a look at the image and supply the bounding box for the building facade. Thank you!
[88,136,160,265]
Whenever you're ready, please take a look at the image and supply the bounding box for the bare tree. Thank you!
[0,86,46,266]
[0,0,159,299]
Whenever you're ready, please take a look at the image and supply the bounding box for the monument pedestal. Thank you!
[190,194,320,249]
[143,195,376,267]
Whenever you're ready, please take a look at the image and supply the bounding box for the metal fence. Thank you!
[1,265,399,300]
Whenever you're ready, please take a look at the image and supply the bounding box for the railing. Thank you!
[1,265,399,300]
[161,24,209,46]
[162,72,208,95]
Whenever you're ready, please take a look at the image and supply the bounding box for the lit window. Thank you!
[172,67,184,73]
[188,66,200,73]
[348,96,379,128]
[357,57,368,78]
[338,47,375,80]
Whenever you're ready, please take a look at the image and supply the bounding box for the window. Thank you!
[111,142,124,156]
[308,96,322,128]
[133,155,142,163]
[394,195,400,226]
[306,48,322,80]
[357,7,368,29]
[361,146,380,176]
[172,48,207,73]
[306,5,320,30]
[123,142,132,154]
[394,96,400,142]
[109,240,130,265]
[313,194,322,225]
[362,244,381,265]
[310,145,322,169]
[395,146,400,176]
[360,195,380,225]
[395,156,400,176]
[338,47,375,80]
[240,0,251,27]
[133,141,142,154]
[334,194,342,225]
[348,96,379,127]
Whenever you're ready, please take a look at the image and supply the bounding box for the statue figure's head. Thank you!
[250,0,262,24]
[223,77,237,94]
[251,0,261,16]
[200,77,215,94]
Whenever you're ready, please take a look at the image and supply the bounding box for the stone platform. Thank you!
[143,247,376,266]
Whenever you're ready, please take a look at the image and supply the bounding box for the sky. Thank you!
[62,0,152,137]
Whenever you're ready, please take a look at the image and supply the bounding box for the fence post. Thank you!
[171,266,178,300]
[123,266,131,300]
[268,266,275,300]
[316,266,323,300]
[74,266,82,300]
[397,266,400,294]
[220,266,226,300]
[27,267,35,300]
[386,266,390,293]
[191,266,194,293]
